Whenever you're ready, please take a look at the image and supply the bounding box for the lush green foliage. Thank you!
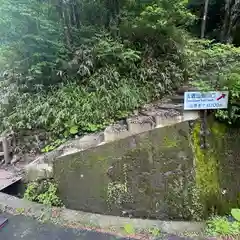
[123,223,135,235]
[188,0,240,44]
[206,208,240,237]
[24,181,63,207]
[41,139,66,153]
[0,0,195,142]
[187,0,240,128]
[206,216,240,236]
[231,208,240,221]
[0,0,240,146]
[188,40,240,124]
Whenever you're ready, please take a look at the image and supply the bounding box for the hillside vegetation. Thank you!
[0,0,240,151]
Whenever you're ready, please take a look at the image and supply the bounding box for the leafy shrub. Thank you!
[24,181,63,207]
[123,223,135,235]
[0,0,215,148]
[206,208,240,237]
[206,216,240,237]
[215,63,240,125]
[41,139,66,153]
[2,80,150,137]
[188,40,240,125]
[231,208,240,222]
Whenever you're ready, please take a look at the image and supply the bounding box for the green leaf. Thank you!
[123,223,135,235]
[63,130,69,138]
[69,125,78,134]
[149,227,161,237]
[231,208,240,221]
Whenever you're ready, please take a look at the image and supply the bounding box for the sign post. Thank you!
[184,91,229,149]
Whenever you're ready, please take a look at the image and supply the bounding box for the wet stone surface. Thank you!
[54,116,240,222]
[0,169,22,191]
[54,121,196,220]
[0,213,194,240]
[0,213,127,240]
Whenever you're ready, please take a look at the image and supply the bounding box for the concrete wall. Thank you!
[53,116,240,221]
[53,120,201,220]
[25,107,199,182]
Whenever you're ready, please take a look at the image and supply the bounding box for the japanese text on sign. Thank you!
[184,91,229,110]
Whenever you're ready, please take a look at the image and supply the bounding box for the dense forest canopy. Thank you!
[188,0,240,43]
[0,0,240,148]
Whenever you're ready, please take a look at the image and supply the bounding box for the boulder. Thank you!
[25,163,53,182]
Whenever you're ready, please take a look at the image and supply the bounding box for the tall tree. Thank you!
[201,0,210,38]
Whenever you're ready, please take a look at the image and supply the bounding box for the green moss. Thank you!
[97,156,105,161]
[192,121,221,216]
[16,208,25,214]
[211,121,226,138]
[191,118,233,217]
[163,135,179,148]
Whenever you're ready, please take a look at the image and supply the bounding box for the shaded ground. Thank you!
[0,213,127,240]
[0,213,191,240]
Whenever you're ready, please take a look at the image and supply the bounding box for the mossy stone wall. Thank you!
[54,121,196,220]
[53,117,240,220]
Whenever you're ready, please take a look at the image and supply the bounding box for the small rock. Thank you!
[227,215,236,222]
[25,163,53,182]
[133,109,139,116]
[107,166,114,177]
[11,155,20,165]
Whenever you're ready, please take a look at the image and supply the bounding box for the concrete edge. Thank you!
[0,192,205,235]
[28,111,200,162]
[60,111,200,158]
[24,112,200,182]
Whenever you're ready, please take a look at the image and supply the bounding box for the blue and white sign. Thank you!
[184,91,229,110]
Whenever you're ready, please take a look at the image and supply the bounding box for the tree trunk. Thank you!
[220,0,239,44]
[201,0,210,38]
[61,0,71,47]
[221,0,230,43]
[70,0,77,26]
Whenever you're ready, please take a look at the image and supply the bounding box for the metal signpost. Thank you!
[184,91,229,149]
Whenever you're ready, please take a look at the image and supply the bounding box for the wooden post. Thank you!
[200,110,209,149]
[2,137,10,164]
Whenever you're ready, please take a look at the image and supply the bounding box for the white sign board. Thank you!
[184,91,229,110]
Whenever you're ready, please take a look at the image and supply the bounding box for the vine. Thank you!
[107,163,133,210]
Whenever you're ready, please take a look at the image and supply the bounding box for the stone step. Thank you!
[176,86,199,95]
[155,103,184,111]
[0,169,22,191]
[25,163,53,182]
[103,110,199,144]
[170,95,184,104]
[25,107,200,182]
